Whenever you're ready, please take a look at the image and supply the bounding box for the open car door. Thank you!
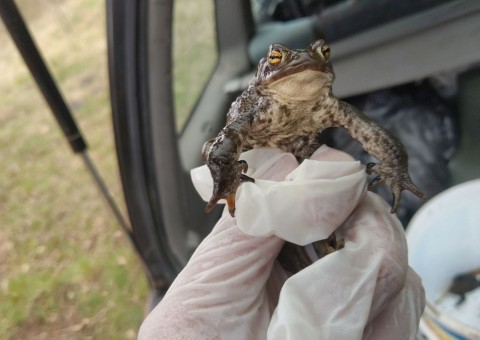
[106,0,480,309]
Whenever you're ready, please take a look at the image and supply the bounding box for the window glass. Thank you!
[173,0,217,131]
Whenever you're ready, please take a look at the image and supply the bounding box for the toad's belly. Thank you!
[245,126,322,159]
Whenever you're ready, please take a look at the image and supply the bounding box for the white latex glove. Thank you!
[138,146,425,340]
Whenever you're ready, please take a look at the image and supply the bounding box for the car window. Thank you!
[173,0,217,131]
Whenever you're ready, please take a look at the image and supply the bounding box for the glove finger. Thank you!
[267,193,420,339]
[236,146,367,245]
[309,145,357,162]
[363,268,425,339]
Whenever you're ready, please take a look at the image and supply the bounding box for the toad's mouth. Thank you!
[266,70,332,101]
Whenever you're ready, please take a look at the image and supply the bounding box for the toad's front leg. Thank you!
[334,101,427,213]
[366,161,426,212]
[202,113,255,216]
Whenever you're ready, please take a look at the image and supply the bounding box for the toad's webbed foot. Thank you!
[205,160,254,216]
[367,163,427,213]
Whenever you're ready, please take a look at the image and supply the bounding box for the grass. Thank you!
[0,0,215,338]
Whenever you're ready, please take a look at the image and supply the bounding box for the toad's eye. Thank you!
[321,44,330,59]
[268,49,283,65]
[317,43,330,60]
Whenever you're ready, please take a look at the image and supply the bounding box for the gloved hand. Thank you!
[138,146,425,340]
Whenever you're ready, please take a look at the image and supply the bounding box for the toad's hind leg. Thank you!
[277,232,344,274]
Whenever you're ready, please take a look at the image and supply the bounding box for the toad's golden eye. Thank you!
[321,44,330,59]
[268,49,283,65]
[316,43,330,60]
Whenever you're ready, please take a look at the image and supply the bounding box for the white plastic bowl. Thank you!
[407,179,480,339]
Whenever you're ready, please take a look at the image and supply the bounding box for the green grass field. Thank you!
[0,0,215,338]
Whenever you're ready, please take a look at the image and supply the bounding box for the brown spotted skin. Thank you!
[203,39,426,216]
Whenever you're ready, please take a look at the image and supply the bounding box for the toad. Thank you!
[202,40,426,271]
